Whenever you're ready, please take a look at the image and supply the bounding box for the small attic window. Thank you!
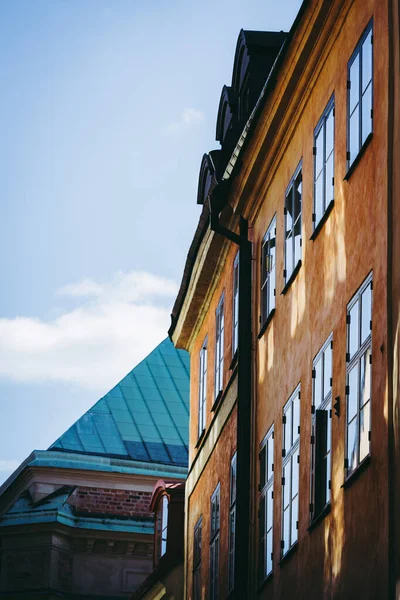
[156,494,169,560]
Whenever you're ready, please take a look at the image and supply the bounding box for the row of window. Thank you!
[261,19,373,323]
[197,20,373,441]
[193,273,372,592]
[193,453,237,600]
[259,273,372,581]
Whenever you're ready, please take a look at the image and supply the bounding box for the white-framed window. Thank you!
[193,516,202,600]
[209,483,220,600]
[261,215,276,325]
[232,253,239,357]
[345,274,372,475]
[313,96,334,228]
[281,386,300,556]
[215,294,224,400]
[228,452,237,593]
[198,338,207,438]
[310,335,332,520]
[347,20,373,167]
[156,494,168,560]
[259,425,274,581]
[284,163,302,284]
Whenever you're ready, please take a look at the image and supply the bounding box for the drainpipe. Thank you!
[209,181,252,600]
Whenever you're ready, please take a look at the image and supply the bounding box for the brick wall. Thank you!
[68,487,153,518]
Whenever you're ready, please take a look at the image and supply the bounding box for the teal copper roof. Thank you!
[0,487,153,533]
[50,338,190,467]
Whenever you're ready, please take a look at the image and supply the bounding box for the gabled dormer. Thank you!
[197,151,220,205]
[216,86,237,146]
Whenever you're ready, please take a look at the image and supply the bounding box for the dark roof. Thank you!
[50,338,190,467]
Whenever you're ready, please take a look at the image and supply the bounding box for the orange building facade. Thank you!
[170,0,400,598]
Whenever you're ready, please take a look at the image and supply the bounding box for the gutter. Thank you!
[208,182,252,600]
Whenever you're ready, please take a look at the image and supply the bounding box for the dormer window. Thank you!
[156,494,169,560]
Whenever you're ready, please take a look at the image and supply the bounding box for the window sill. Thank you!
[342,454,371,489]
[257,309,276,339]
[344,132,373,181]
[257,572,273,593]
[279,541,298,566]
[310,200,335,241]
[229,350,238,371]
[211,389,223,412]
[194,429,205,449]
[307,503,331,532]
[281,261,302,296]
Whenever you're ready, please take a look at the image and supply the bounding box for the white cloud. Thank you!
[167,108,205,135]
[0,459,21,472]
[0,271,178,392]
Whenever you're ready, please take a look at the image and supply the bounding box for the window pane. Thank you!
[323,345,332,400]
[285,232,293,279]
[348,362,359,423]
[269,265,275,312]
[326,108,334,157]
[294,222,302,265]
[266,530,273,575]
[349,54,360,114]
[285,194,293,232]
[292,451,299,498]
[360,348,372,408]
[294,175,302,265]
[283,462,291,509]
[283,507,290,554]
[362,31,372,92]
[359,400,371,462]
[347,417,358,472]
[260,447,266,489]
[349,106,360,165]
[349,300,360,359]
[314,355,323,408]
[361,284,372,345]
[291,494,298,545]
[326,403,332,453]
[284,407,292,454]
[315,172,324,224]
[267,435,274,482]
[362,82,372,145]
[325,153,334,206]
[325,453,331,505]
[293,395,300,444]
[266,488,273,532]
[315,128,324,178]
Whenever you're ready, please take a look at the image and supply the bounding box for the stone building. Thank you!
[170,0,400,598]
[0,338,189,599]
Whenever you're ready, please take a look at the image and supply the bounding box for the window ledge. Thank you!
[281,261,302,296]
[344,132,373,181]
[257,309,276,340]
[257,572,273,593]
[211,389,223,412]
[342,454,371,489]
[310,200,335,241]
[307,503,331,532]
[229,350,238,371]
[278,541,298,566]
[194,429,205,449]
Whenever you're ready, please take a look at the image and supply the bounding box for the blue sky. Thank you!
[0,0,302,483]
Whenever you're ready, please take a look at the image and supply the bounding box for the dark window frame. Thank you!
[193,516,202,600]
[198,337,208,439]
[214,294,225,400]
[346,19,373,170]
[345,274,373,478]
[259,425,274,582]
[261,215,277,328]
[232,252,239,358]
[209,483,220,600]
[281,385,300,558]
[310,335,333,523]
[228,452,237,593]
[313,96,335,231]
[284,162,302,286]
